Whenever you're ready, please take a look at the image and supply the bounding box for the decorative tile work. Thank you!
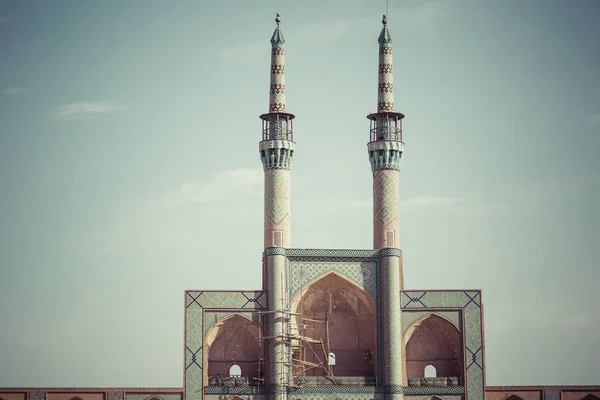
[204,387,464,395]
[544,390,561,400]
[265,248,401,257]
[377,19,394,113]
[401,290,484,400]
[367,142,402,171]
[289,261,377,299]
[203,311,260,334]
[380,256,403,386]
[29,393,44,400]
[185,291,268,400]
[269,20,286,112]
[264,169,290,228]
[402,310,462,333]
[373,171,400,233]
[108,393,123,400]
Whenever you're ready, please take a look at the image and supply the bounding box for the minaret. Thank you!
[367,15,406,393]
[260,13,293,400]
[260,13,295,250]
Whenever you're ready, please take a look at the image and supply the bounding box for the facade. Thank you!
[1,14,599,400]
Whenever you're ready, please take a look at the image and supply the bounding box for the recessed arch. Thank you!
[204,313,263,381]
[290,271,377,377]
[405,313,463,381]
[504,396,525,400]
[581,395,600,400]
[145,397,163,400]
[70,397,83,400]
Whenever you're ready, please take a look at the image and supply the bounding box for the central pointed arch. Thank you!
[291,271,377,377]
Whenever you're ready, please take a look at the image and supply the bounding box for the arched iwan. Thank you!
[405,313,463,381]
[204,313,263,381]
[290,271,376,377]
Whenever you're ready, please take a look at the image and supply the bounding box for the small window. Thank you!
[424,364,437,378]
[229,363,242,377]
[328,352,336,366]
[273,230,283,247]
[385,230,395,247]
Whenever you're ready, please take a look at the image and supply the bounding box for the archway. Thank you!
[581,395,600,400]
[204,314,263,381]
[291,272,376,377]
[405,314,463,381]
[504,396,524,400]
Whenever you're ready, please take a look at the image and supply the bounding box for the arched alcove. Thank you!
[145,397,162,400]
[405,314,463,381]
[205,314,263,381]
[504,396,524,400]
[291,272,376,377]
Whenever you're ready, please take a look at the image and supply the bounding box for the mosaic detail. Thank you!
[108,393,124,400]
[402,310,462,333]
[204,387,464,395]
[380,256,403,386]
[260,140,294,170]
[29,393,44,400]
[380,47,392,55]
[185,290,268,400]
[289,261,377,299]
[266,248,401,257]
[400,290,484,400]
[368,142,402,171]
[272,48,284,56]
[203,310,260,334]
[264,169,290,228]
[373,170,400,230]
[544,390,561,400]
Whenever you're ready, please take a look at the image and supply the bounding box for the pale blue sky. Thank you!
[1,0,599,388]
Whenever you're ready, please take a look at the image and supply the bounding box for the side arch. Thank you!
[404,313,463,381]
[290,271,377,377]
[581,395,600,400]
[203,313,263,383]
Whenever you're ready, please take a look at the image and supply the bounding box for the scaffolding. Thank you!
[256,271,336,388]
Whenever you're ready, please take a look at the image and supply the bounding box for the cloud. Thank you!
[4,87,29,95]
[53,101,123,120]
[151,168,263,210]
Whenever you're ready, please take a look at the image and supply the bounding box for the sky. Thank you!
[1,0,599,388]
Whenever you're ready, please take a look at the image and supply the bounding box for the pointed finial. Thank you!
[276,13,281,26]
[382,14,387,26]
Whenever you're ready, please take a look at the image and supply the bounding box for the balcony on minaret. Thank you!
[260,112,294,141]
[367,111,404,143]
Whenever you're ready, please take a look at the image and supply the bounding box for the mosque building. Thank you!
[1,13,598,400]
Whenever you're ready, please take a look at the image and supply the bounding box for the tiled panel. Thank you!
[47,394,103,400]
[405,395,463,400]
[185,291,268,400]
[401,290,484,400]
[29,393,44,400]
[544,391,561,400]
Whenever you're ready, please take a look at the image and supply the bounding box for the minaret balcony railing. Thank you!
[367,112,404,143]
[260,112,295,142]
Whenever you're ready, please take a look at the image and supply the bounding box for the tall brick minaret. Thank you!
[260,13,293,400]
[367,15,406,394]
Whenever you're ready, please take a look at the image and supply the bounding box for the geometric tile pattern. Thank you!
[402,310,462,333]
[269,16,286,113]
[29,393,44,400]
[203,386,465,395]
[289,261,377,299]
[108,393,123,400]
[380,256,403,388]
[401,290,484,400]
[185,290,267,400]
[126,395,182,400]
[266,248,401,257]
[373,170,399,232]
[544,390,561,400]
[264,169,290,228]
